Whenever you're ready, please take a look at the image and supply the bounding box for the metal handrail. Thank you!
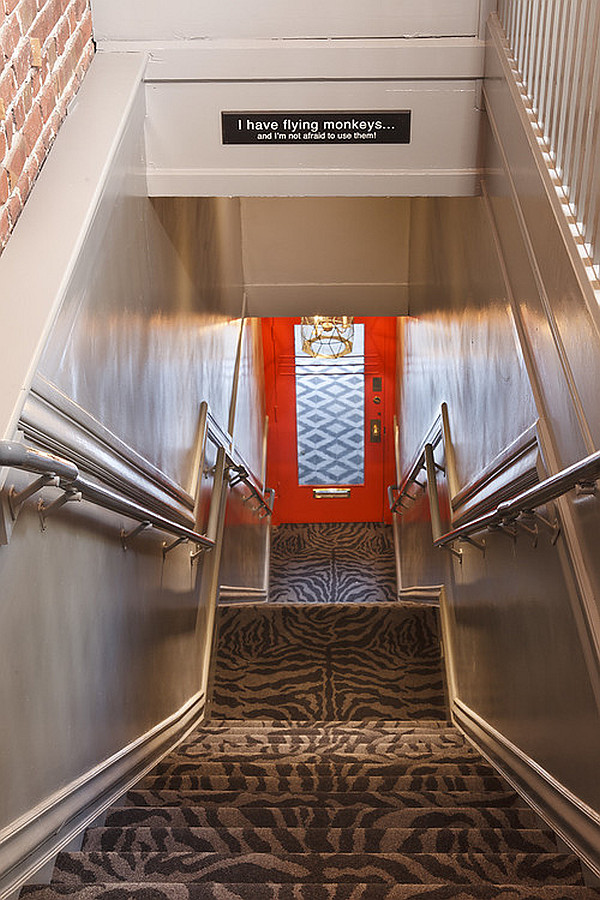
[227,459,274,517]
[388,453,428,514]
[0,440,214,551]
[432,447,600,550]
[388,414,444,516]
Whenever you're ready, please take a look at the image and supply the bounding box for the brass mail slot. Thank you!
[313,488,351,499]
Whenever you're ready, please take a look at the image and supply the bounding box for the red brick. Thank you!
[12,93,27,128]
[2,0,20,15]
[22,79,33,113]
[5,133,25,188]
[15,167,31,201]
[39,118,53,151]
[0,65,18,108]
[23,102,42,151]
[11,38,32,81]
[0,15,21,63]
[2,115,14,150]
[17,0,38,32]
[39,76,56,120]
[32,0,60,44]
[7,190,22,224]
[55,17,69,53]
[46,34,57,68]
[0,168,9,204]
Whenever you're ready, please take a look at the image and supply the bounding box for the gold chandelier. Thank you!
[300,316,355,359]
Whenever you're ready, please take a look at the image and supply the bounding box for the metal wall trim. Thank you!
[218,586,269,604]
[453,698,600,879]
[19,378,196,526]
[0,692,206,900]
[397,586,443,608]
[451,422,540,525]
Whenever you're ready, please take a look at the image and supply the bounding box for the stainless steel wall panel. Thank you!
[404,197,537,486]
[0,61,250,891]
[446,528,600,814]
[231,319,266,481]
[0,500,204,831]
[38,191,244,492]
[218,480,271,598]
[218,318,270,595]
[395,34,600,863]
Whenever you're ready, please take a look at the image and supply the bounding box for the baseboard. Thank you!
[0,691,205,900]
[453,698,600,877]
[219,585,268,604]
[397,585,443,607]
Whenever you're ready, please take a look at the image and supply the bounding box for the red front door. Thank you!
[262,317,396,524]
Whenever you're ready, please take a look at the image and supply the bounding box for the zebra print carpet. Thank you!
[210,604,446,721]
[22,721,593,900]
[269,523,397,603]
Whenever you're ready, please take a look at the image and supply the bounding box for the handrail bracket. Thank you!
[8,473,59,520]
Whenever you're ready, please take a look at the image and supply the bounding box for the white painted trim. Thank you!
[0,692,205,900]
[146,169,480,198]
[96,38,485,81]
[453,698,600,877]
[485,15,600,363]
[90,0,482,42]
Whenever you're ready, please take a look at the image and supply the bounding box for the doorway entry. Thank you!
[262,316,396,524]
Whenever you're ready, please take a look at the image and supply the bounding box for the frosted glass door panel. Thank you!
[294,324,365,486]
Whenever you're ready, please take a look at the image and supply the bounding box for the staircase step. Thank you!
[104,805,547,831]
[154,759,498,777]
[175,744,482,760]
[195,719,453,731]
[22,884,600,900]
[51,851,584,885]
[179,733,468,747]
[137,774,510,792]
[81,826,558,853]
[124,789,527,809]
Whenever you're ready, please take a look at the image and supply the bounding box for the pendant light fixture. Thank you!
[300,316,355,359]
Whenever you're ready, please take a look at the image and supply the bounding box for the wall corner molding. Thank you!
[0,692,205,900]
[453,698,600,878]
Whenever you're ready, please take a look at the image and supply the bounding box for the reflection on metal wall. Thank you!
[496,2,600,276]
[396,189,600,861]
[39,196,244,491]
[219,318,272,599]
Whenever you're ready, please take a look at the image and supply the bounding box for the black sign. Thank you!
[222,111,411,145]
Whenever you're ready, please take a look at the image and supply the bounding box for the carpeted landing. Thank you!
[210,604,446,721]
[269,523,397,603]
[20,604,597,899]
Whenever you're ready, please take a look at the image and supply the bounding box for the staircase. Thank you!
[21,604,598,899]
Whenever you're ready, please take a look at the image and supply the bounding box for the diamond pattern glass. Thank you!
[294,324,365,486]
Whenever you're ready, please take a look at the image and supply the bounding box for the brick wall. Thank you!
[0,0,94,254]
